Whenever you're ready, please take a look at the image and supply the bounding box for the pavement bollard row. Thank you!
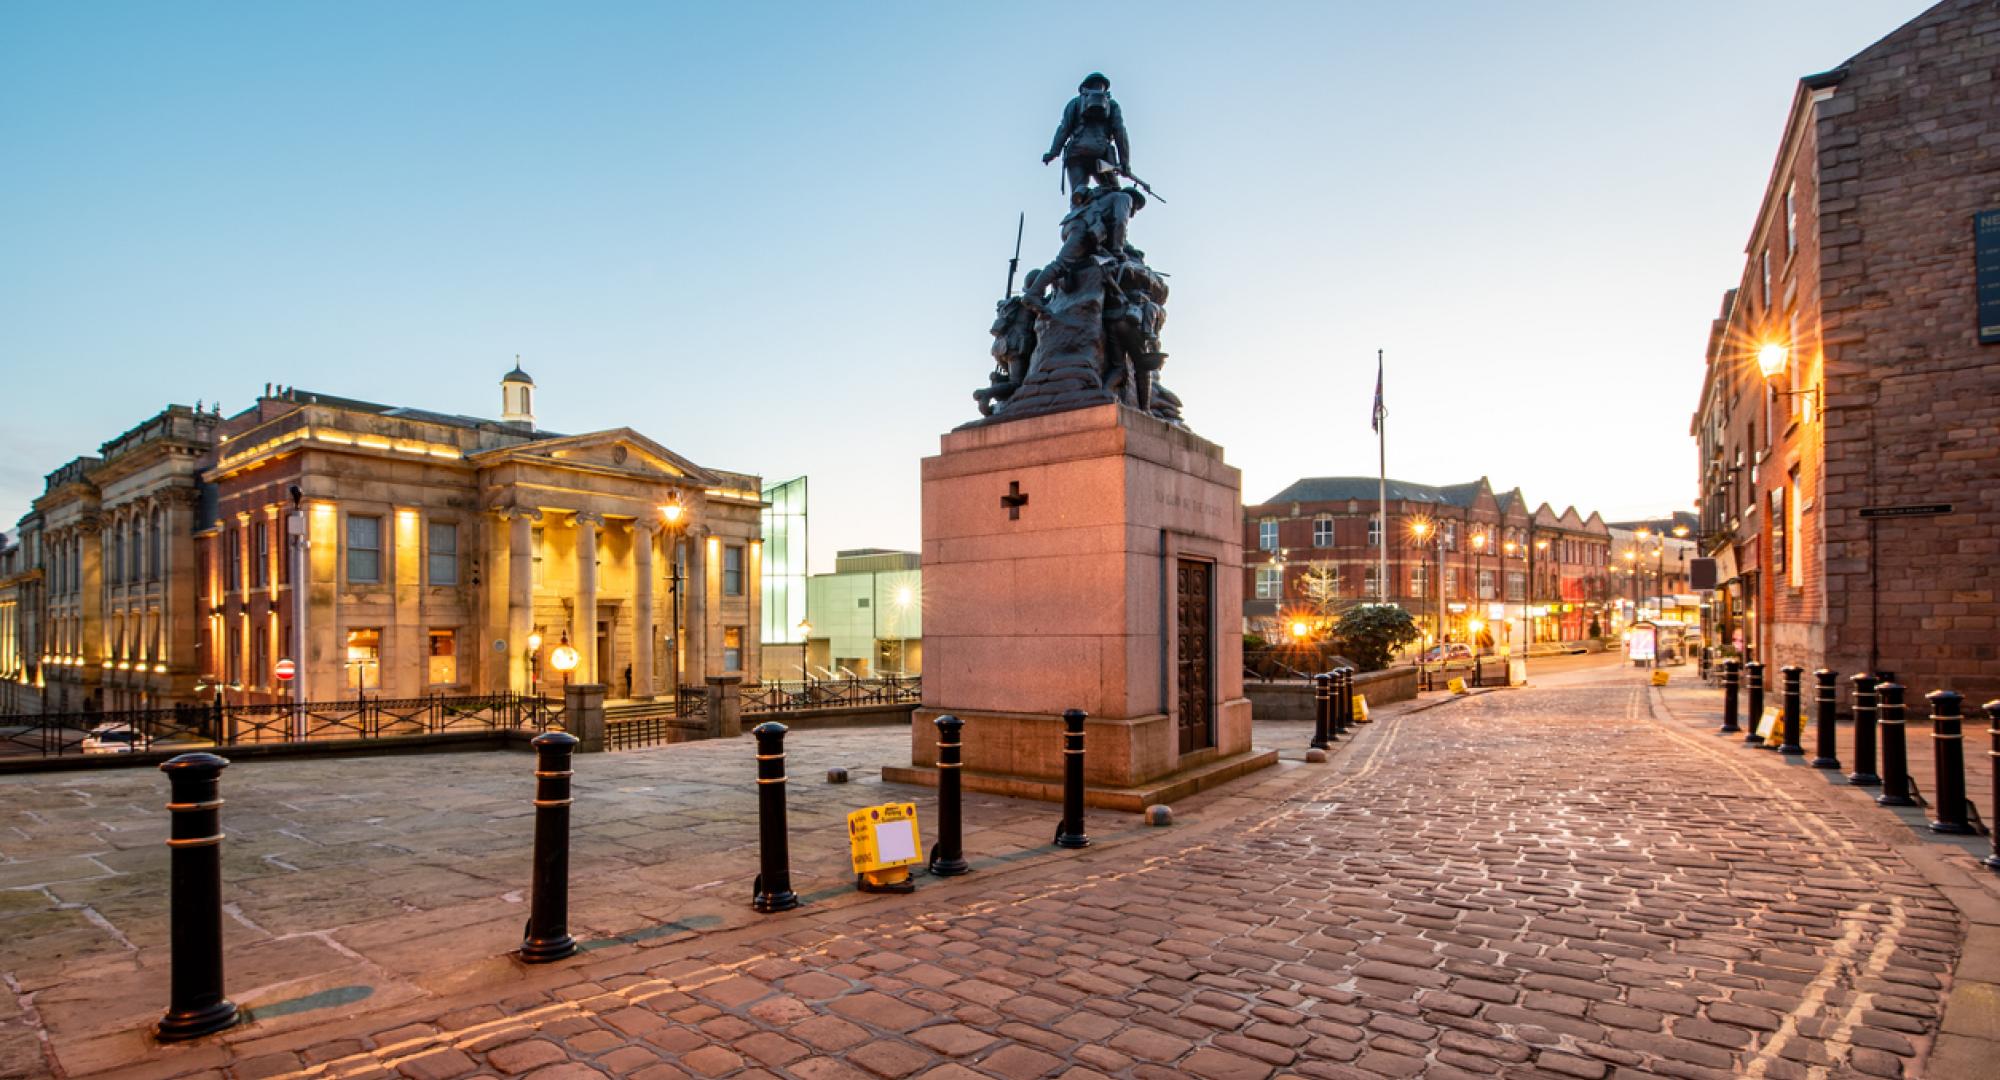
[1779,665,1805,756]
[520,731,579,963]
[1312,673,1333,751]
[1055,708,1090,849]
[929,715,970,876]
[1877,683,1918,807]
[751,721,800,912]
[1334,668,1351,736]
[1985,701,2000,874]
[1744,662,1766,746]
[1718,659,1741,735]
[156,753,240,1042]
[1849,673,1881,786]
[1812,668,1841,770]
[1927,691,1975,835]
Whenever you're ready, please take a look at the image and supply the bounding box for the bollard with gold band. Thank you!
[1744,661,1766,746]
[1778,665,1805,756]
[1927,690,1975,835]
[520,731,579,963]
[1055,709,1089,849]
[1333,668,1351,735]
[1311,673,1333,751]
[1811,669,1841,770]
[1983,700,2000,873]
[1848,674,1880,786]
[751,721,800,912]
[156,753,239,1041]
[1877,683,1917,807]
[1718,659,1741,735]
[928,714,971,877]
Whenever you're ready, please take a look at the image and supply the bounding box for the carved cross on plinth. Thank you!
[1001,481,1029,520]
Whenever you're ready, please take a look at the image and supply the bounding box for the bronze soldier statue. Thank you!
[1043,72,1131,201]
[975,269,1040,416]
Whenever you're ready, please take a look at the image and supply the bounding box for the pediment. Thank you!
[472,428,720,485]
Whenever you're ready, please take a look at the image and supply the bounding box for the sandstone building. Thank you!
[7,367,765,712]
[1693,0,2000,699]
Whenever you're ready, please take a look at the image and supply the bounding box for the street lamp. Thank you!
[549,632,579,691]
[659,496,689,699]
[1410,519,1445,654]
[796,619,812,683]
[526,629,543,696]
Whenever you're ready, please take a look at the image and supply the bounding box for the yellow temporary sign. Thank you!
[848,802,923,887]
[1650,671,1669,686]
[1448,677,1468,695]
[1352,695,1370,722]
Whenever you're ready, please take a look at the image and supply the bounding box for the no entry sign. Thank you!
[275,658,296,682]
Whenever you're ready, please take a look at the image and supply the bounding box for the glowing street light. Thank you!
[1756,342,1789,380]
[1289,619,1311,640]
[526,629,543,695]
[549,633,579,690]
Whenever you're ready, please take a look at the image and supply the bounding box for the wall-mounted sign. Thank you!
[1978,210,2000,344]
[1859,504,1954,519]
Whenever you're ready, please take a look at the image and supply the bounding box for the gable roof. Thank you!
[469,427,720,485]
[1259,476,1492,509]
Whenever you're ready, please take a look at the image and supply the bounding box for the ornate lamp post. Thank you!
[549,633,579,692]
[796,619,812,683]
[659,497,689,698]
[525,629,542,696]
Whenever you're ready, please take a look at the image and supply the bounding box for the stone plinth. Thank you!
[883,404,1272,806]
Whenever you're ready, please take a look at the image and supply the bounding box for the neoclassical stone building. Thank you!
[7,368,765,712]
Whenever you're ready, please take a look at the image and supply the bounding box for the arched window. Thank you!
[150,508,164,580]
[111,523,125,586]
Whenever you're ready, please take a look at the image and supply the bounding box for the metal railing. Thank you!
[740,675,920,714]
[0,692,562,760]
[602,691,710,751]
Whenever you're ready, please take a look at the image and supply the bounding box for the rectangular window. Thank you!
[723,545,745,596]
[227,624,242,684]
[1442,523,1457,551]
[1769,486,1788,577]
[1258,519,1277,552]
[253,622,268,687]
[252,521,269,588]
[1367,518,1381,548]
[1255,564,1282,600]
[428,629,457,685]
[1761,249,1772,308]
[1788,468,1803,588]
[1478,569,1497,600]
[279,516,291,585]
[347,515,382,584]
[1411,565,1429,596]
[1784,184,1797,257]
[224,527,241,593]
[723,626,743,671]
[1446,568,1460,597]
[345,627,382,689]
[1312,516,1333,548]
[1363,565,1380,598]
[1507,571,1526,602]
[427,522,459,586]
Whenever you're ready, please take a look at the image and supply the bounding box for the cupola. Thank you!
[501,357,535,428]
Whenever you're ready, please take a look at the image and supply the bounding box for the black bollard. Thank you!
[929,715,970,877]
[156,753,239,1041]
[520,731,579,963]
[1877,683,1917,807]
[751,722,800,911]
[1848,674,1881,786]
[1811,669,1841,769]
[1333,669,1350,735]
[1779,665,1805,755]
[1744,662,1766,746]
[1054,709,1089,849]
[1719,659,1742,735]
[1927,690,1975,835]
[1984,701,2000,873]
[1311,673,1332,751]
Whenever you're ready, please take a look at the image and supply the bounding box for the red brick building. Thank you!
[1242,477,1613,649]
[1693,0,2000,699]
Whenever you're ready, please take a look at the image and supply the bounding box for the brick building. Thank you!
[1693,0,2000,699]
[1242,476,1614,649]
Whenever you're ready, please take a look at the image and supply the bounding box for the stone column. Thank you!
[633,521,655,699]
[78,516,103,679]
[564,681,606,753]
[574,513,600,685]
[507,509,536,693]
[684,525,708,682]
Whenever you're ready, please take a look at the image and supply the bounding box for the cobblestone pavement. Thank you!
[53,663,2000,1080]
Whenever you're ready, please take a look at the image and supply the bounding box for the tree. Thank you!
[1333,604,1421,672]
[1297,564,1341,618]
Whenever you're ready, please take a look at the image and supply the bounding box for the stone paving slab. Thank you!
[0,703,1398,1078]
[22,656,1994,1080]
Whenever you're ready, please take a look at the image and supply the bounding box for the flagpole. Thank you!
[1376,349,1387,611]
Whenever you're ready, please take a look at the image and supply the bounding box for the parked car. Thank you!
[81,723,151,754]
[1423,643,1474,662]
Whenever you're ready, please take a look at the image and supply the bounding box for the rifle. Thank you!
[1004,211,1025,297]
[1122,171,1167,204]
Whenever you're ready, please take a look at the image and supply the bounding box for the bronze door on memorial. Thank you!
[1176,559,1214,754]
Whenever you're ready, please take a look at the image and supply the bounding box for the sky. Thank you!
[0,1,1937,570]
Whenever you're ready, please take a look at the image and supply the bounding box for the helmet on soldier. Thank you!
[1079,72,1111,92]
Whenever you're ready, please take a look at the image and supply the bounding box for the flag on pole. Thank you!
[1371,351,1386,432]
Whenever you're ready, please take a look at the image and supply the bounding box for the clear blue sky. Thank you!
[0,1,1934,568]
